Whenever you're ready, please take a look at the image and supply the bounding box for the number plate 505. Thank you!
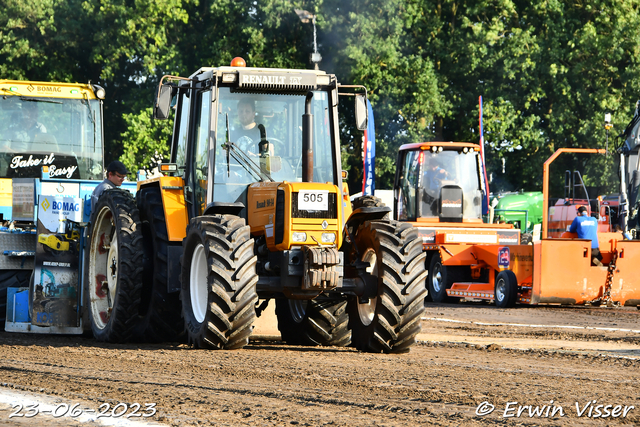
[298,190,329,211]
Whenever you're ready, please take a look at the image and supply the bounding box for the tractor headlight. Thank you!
[321,233,336,243]
[292,232,307,242]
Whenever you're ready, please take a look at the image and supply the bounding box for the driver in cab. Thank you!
[234,98,274,156]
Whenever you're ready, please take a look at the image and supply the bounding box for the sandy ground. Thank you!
[1,301,639,426]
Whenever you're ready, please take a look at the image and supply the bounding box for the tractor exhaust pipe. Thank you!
[302,91,314,182]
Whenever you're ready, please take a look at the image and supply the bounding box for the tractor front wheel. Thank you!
[347,220,427,353]
[180,215,258,349]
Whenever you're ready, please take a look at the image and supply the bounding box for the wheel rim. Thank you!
[431,262,443,293]
[495,277,506,303]
[89,206,116,330]
[288,300,308,324]
[357,248,378,326]
[190,243,208,323]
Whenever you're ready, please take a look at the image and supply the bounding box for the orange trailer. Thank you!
[441,148,640,307]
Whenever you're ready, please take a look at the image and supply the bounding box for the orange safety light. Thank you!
[230,57,246,67]
[419,151,424,164]
[159,163,178,173]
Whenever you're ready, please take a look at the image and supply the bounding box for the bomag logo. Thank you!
[37,86,62,93]
[41,198,50,211]
[51,201,80,212]
[442,199,462,208]
[256,198,274,209]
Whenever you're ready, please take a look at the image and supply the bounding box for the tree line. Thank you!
[2,0,639,196]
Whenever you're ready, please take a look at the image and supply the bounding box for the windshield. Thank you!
[0,96,103,179]
[213,88,334,203]
[398,149,482,220]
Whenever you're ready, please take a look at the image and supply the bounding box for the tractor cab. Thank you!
[394,142,485,223]
[0,81,105,182]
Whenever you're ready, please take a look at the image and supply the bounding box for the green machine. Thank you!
[491,191,543,244]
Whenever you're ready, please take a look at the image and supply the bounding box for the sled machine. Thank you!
[393,141,520,302]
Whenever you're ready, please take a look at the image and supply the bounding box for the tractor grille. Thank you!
[291,192,338,219]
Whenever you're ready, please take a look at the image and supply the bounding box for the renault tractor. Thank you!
[393,142,519,302]
[86,60,427,353]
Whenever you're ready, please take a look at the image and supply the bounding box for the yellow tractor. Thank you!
[86,60,427,353]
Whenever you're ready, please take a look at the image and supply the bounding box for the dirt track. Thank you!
[1,302,639,426]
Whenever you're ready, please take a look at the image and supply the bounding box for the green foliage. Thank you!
[119,108,173,176]
[2,0,640,198]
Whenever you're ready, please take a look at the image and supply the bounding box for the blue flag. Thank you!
[363,100,376,195]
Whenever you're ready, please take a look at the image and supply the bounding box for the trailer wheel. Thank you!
[275,298,351,347]
[0,270,31,330]
[347,220,427,353]
[494,270,518,308]
[180,215,258,349]
[135,187,184,342]
[428,253,454,303]
[87,189,145,342]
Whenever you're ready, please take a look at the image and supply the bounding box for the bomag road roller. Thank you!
[85,59,427,353]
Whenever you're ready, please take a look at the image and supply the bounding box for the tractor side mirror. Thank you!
[355,94,368,131]
[153,84,175,120]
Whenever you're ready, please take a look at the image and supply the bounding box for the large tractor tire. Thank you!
[0,270,31,330]
[351,195,387,211]
[86,189,145,342]
[180,215,258,349]
[347,220,428,353]
[275,298,351,347]
[135,187,184,342]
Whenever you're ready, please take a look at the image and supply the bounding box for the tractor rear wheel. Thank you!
[180,215,258,349]
[275,298,351,347]
[135,187,184,342]
[351,195,387,211]
[0,270,31,330]
[86,189,145,342]
[495,270,518,308]
[347,220,427,353]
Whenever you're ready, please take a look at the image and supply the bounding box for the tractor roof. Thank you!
[0,80,98,100]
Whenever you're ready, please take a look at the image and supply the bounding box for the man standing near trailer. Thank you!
[91,161,129,211]
[570,206,603,266]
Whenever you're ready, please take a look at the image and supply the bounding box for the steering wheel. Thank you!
[262,137,285,156]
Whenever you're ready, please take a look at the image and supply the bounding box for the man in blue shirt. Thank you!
[569,206,603,266]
